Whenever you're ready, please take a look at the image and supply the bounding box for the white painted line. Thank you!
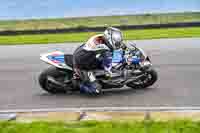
[2,107,200,113]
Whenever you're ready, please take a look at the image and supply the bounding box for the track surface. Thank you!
[1,38,200,110]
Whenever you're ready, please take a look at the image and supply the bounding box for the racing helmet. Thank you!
[104,27,123,50]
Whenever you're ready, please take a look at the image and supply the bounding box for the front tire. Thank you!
[127,68,158,89]
[38,67,70,94]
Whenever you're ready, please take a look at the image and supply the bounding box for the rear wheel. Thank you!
[38,67,72,94]
[127,68,158,89]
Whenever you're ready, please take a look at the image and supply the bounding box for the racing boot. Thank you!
[80,81,102,95]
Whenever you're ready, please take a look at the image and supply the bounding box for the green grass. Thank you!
[0,12,199,31]
[1,120,200,133]
[0,27,199,45]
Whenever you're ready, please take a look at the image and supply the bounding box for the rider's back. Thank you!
[73,34,109,70]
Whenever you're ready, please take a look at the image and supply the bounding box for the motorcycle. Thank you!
[38,42,158,94]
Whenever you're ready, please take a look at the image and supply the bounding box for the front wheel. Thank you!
[126,68,158,89]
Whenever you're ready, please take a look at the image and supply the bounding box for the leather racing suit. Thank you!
[73,34,113,94]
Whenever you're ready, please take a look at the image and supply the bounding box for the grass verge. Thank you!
[1,120,200,133]
[0,27,200,45]
[0,12,199,31]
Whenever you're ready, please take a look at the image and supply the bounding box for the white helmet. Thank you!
[104,27,123,50]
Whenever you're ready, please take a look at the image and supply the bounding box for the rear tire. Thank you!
[38,67,71,94]
[127,68,158,89]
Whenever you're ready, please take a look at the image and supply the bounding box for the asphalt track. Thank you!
[0,38,200,110]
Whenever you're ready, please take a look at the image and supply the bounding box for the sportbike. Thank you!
[39,42,158,94]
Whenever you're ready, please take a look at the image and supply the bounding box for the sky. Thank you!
[0,0,200,20]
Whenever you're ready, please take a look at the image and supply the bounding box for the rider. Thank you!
[73,27,124,94]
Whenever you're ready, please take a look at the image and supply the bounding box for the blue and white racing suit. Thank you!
[72,34,113,94]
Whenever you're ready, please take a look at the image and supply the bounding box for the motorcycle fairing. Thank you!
[112,49,142,66]
[112,50,123,63]
[40,51,73,70]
